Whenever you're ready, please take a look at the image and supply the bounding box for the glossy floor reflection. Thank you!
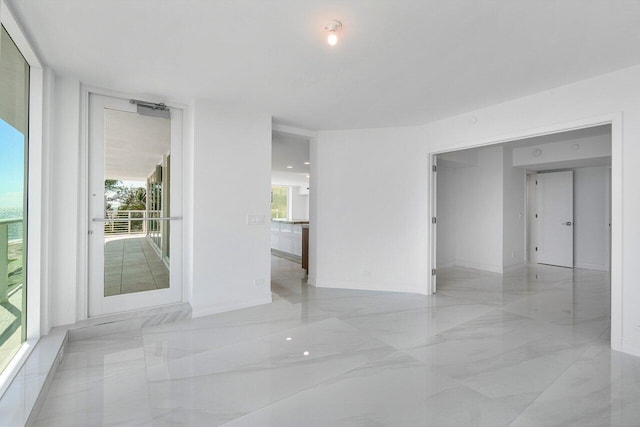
[34,259,640,426]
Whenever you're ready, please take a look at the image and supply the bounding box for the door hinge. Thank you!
[535,213,538,219]
[535,246,538,252]
[432,165,437,172]
[431,268,437,276]
[535,180,538,185]
[432,217,437,224]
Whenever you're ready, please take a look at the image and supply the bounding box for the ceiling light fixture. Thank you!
[304,161,310,165]
[325,20,342,46]
[286,165,293,169]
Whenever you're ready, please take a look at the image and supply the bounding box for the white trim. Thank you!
[427,112,622,352]
[0,1,41,68]
[314,279,425,295]
[40,68,54,336]
[454,260,503,274]
[182,101,194,307]
[82,84,190,111]
[610,113,623,352]
[77,85,89,321]
[0,339,36,397]
[26,67,43,341]
[429,154,437,294]
[307,136,318,286]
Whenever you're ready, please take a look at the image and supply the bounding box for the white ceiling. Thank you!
[272,131,310,173]
[105,109,170,181]
[9,1,640,130]
[272,131,310,187]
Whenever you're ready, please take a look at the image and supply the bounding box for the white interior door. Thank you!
[88,93,183,317]
[536,171,573,268]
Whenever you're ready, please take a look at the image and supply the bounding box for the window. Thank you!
[0,24,29,374]
[271,186,289,219]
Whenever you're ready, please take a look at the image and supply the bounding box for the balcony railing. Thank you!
[104,210,161,235]
[0,218,23,303]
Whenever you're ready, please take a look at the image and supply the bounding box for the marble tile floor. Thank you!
[32,258,640,426]
[104,236,169,297]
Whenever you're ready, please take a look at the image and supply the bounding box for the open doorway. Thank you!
[432,124,612,343]
[270,129,311,298]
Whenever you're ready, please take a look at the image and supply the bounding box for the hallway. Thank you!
[33,258,639,426]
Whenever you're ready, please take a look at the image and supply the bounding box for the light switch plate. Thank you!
[247,214,266,225]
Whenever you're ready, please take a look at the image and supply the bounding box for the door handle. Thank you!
[562,221,572,226]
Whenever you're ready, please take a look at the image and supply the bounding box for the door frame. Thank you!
[428,112,622,350]
[78,86,190,320]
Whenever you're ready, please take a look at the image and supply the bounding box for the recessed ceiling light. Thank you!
[325,20,342,46]
[304,161,310,165]
[303,351,310,356]
[306,174,310,179]
[286,337,292,341]
[286,165,293,169]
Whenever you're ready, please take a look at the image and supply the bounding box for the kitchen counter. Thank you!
[271,220,308,257]
[272,219,309,225]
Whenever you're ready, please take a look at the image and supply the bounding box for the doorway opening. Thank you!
[270,129,311,297]
[431,124,612,343]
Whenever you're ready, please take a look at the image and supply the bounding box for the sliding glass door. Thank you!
[0,24,29,374]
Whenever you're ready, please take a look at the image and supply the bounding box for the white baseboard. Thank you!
[454,259,503,274]
[314,278,426,295]
[191,295,273,318]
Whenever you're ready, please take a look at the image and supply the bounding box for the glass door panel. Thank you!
[102,109,171,297]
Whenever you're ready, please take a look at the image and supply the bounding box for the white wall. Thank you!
[49,76,81,327]
[312,126,429,293]
[191,100,272,317]
[314,63,640,356]
[574,167,610,271]
[454,146,504,273]
[503,145,526,269]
